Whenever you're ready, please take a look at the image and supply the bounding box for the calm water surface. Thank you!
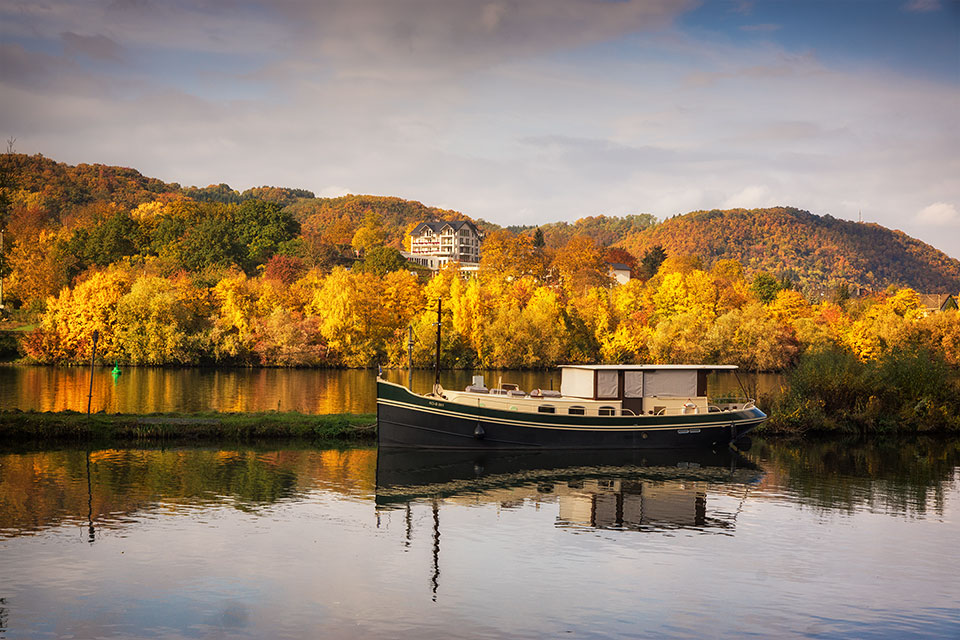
[0,366,783,414]
[1,439,957,639]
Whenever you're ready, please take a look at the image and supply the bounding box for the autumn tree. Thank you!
[114,276,211,365]
[6,229,76,306]
[551,235,610,294]
[263,255,308,285]
[23,269,132,363]
[604,246,638,273]
[479,230,546,284]
[350,213,386,257]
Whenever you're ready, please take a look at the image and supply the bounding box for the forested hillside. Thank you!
[619,207,960,293]
[1,154,958,378]
[510,214,658,249]
[3,154,958,295]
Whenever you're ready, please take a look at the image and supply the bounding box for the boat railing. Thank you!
[707,398,756,412]
[651,399,756,416]
[654,406,700,416]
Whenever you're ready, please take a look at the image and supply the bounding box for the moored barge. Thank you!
[376,363,766,450]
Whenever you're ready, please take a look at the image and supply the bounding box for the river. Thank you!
[0,439,957,638]
[0,365,784,414]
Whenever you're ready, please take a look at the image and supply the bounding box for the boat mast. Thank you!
[433,297,442,395]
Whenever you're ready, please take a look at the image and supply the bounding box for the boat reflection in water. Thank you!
[375,447,760,534]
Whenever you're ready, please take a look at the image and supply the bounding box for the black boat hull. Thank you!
[377,379,766,450]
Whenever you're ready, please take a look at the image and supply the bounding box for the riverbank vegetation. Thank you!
[764,346,960,434]
[0,411,377,445]
[8,249,959,375]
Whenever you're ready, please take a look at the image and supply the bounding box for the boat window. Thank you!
[538,405,555,414]
[599,406,616,416]
[597,371,619,399]
[568,406,585,415]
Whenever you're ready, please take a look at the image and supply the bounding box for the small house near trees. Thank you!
[917,293,958,315]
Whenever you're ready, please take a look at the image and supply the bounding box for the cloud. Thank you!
[521,135,677,167]
[917,202,959,225]
[721,185,776,210]
[61,32,122,61]
[740,24,781,32]
[0,1,290,56]
[272,0,698,76]
[903,0,942,12]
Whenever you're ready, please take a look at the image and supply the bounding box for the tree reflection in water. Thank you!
[0,438,956,540]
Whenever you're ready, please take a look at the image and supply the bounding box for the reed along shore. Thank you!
[0,411,377,445]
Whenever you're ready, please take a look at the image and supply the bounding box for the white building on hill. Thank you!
[404,220,483,272]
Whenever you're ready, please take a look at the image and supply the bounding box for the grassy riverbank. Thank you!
[0,410,377,445]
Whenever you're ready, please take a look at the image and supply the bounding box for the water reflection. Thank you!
[2,439,957,541]
[0,447,376,538]
[0,365,784,414]
[376,448,758,535]
[752,437,959,518]
[0,439,958,639]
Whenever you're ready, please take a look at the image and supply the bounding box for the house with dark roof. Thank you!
[405,220,483,271]
[917,293,958,315]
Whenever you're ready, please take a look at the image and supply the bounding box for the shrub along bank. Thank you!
[762,346,960,435]
[0,411,377,445]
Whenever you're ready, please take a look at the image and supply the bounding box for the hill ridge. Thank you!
[2,154,958,294]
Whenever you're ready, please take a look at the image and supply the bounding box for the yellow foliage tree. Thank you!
[115,276,210,365]
[25,269,132,363]
[551,235,610,294]
[6,229,76,305]
[307,268,389,367]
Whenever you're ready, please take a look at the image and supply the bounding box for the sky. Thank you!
[1,0,958,257]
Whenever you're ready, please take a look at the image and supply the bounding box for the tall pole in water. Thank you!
[433,298,442,395]
[87,330,99,416]
[0,226,5,314]
[408,324,414,390]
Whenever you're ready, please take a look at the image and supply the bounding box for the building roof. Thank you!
[607,263,631,271]
[411,220,481,236]
[918,293,958,310]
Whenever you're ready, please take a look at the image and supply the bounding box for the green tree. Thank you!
[232,200,300,271]
[638,245,667,279]
[355,246,408,276]
[177,216,242,272]
[751,272,782,304]
[68,210,142,268]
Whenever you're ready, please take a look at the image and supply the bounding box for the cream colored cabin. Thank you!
[440,365,748,418]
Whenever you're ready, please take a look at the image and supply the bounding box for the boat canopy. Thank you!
[558,364,737,401]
